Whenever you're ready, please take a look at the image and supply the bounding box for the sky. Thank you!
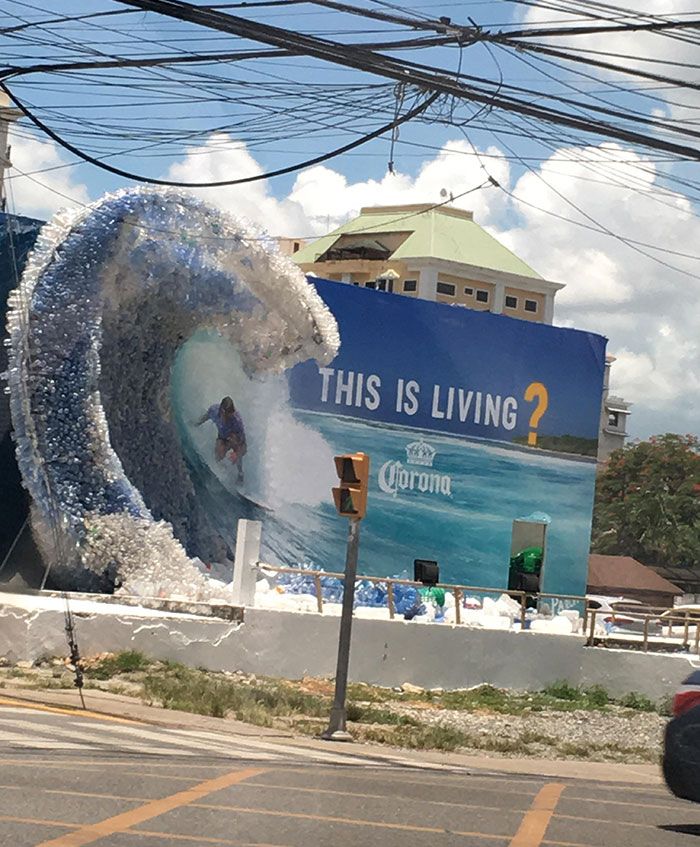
[4,0,700,441]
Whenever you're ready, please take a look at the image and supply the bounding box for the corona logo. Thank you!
[379,440,452,499]
[405,438,436,467]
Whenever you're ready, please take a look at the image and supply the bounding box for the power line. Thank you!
[105,0,700,161]
[2,81,438,186]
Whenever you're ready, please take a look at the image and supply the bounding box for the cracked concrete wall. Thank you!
[2,603,698,701]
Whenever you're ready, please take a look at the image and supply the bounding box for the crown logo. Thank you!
[405,438,436,467]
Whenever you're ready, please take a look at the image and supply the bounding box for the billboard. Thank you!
[175,278,606,598]
[1,205,605,598]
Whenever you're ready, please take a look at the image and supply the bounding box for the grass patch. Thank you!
[542,680,582,701]
[435,683,613,715]
[346,683,398,704]
[346,702,419,726]
[357,724,550,755]
[87,651,151,680]
[142,662,330,723]
[441,685,509,711]
[402,724,473,752]
[558,742,591,759]
[582,685,610,707]
[617,692,656,712]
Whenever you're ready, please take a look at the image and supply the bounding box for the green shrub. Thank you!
[583,685,610,707]
[346,702,419,726]
[88,651,150,680]
[542,680,581,701]
[657,694,674,717]
[617,691,655,712]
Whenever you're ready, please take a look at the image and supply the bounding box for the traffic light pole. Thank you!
[322,517,360,741]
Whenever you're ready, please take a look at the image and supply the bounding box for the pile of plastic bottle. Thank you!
[271,565,423,615]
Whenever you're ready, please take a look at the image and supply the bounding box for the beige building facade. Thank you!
[292,204,564,324]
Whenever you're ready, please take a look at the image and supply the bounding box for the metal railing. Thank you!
[257,563,584,631]
[258,564,700,654]
[585,606,700,655]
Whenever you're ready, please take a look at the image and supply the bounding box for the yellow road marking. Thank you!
[192,802,510,840]
[562,793,679,810]
[237,779,530,813]
[35,767,267,847]
[272,768,543,798]
[0,696,142,725]
[0,764,199,782]
[543,841,600,847]
[0,781,676,833]
[0,814,78,830]
[136,830,289,846]
[510,783,565,847]
[0,785,151,803]
[0,814,283,846]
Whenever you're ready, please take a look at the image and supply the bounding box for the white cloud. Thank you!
[6,131,90,219]
[497,142,700,436]
[162,134,510,236]
[159,133,700,437]
[162,134,312,236]
[290,140,509,231]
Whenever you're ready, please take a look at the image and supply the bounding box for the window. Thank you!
[437,282,456,296]
[608,411,620,428]
[476,289,489,303]
[403,279,417,292]
[524,299,538,313]
[293,241,300,252]
[365,280,376,289]
[464,287,473,296]
[505,295,518,309]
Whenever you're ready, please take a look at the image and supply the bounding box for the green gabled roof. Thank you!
[292,205,541,279]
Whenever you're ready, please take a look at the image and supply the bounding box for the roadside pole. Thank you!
[322,451,369,742]
[322,517,360,741]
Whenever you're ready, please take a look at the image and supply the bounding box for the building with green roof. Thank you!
[290,203,564,324]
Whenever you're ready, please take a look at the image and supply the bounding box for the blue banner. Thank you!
[281,279,607,597]
[290,280,605,447]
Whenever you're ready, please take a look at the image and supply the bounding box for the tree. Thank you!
[592,434,700,568]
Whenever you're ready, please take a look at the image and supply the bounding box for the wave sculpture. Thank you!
[5,188,339,597]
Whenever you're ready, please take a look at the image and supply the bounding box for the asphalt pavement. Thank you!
[0,697,697,847]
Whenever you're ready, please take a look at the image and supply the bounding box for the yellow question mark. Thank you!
[524,382,549,446]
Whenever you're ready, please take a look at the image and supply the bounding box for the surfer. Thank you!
[196,396,247,482]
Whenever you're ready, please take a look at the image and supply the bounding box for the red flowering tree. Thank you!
[592,434,700,567]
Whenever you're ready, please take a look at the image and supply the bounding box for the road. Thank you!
[0,698,697,847]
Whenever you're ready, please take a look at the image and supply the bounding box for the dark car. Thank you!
[663,669,700,803]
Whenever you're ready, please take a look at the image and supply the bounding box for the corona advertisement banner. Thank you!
[284,279,606,597]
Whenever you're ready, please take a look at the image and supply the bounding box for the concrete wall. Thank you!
[3,604,698,702]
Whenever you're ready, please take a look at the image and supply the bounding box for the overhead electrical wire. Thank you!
[3,0,700,260]
[1,80,439,186]
[98,0,700,161]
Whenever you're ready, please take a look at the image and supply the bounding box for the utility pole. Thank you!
[322,517,361,741]
[323,452,370,742]
[0,90,21,213]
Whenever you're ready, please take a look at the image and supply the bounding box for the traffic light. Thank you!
[332,452,370,519]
